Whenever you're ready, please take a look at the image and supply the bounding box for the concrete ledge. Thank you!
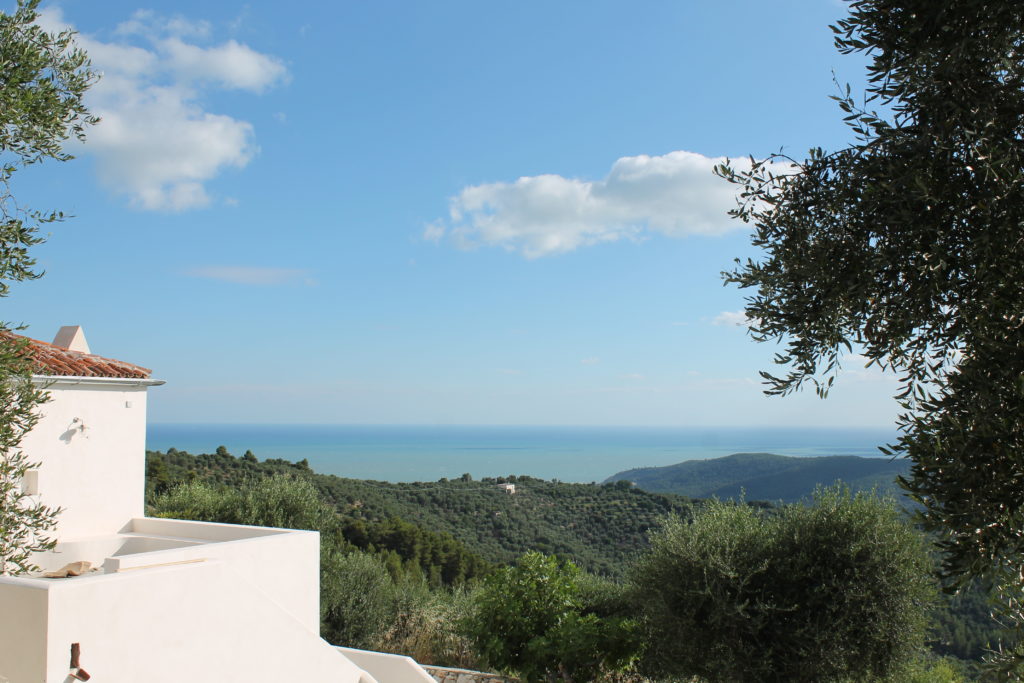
[336,647,436,682]
[421,665,518,683]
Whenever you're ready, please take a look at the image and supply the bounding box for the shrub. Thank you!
[464,551,640,682]
[321,549,399,649]
[378,583,481,669]
[631,487,935,683]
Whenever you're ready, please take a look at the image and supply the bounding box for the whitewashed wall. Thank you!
[0,560,376,683]
[20,380,152,540]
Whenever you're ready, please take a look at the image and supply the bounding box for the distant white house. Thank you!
[0,327,434,683]
[496,483,516,495]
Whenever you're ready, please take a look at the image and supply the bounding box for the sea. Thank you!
[145,424,899,484]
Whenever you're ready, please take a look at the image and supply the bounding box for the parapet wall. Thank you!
[423,665,518,683]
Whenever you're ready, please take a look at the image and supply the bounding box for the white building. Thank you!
[0,327,434,683]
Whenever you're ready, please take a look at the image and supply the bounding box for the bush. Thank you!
[321,549,400,649]
[152,475,336,531]
[378,583,482,669]
[464,551,640,682]
[631,487,935,683]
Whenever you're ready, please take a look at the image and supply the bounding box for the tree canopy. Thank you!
[718,0,1024,651]
[631,488,935,683]
[0,0,98,294]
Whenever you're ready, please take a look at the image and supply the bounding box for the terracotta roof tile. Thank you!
[2,331,152,379]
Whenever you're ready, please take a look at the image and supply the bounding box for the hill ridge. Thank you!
[605,452,911,503]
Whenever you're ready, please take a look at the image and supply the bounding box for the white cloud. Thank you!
[160,37,288,92]
[422,221,445,243]
[40,8,287,211]
[115,10,211,39]
[712,310,751,327]
[434,151,788,258]
[580,357,600,365]
[187,266,309,285]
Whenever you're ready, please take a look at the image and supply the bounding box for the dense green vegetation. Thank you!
[606,452,911,503]
[145,447,1007,679]
[147,447,700,577]
[465,552,640,682]
[149,450,490,587]
[632,489,935,682]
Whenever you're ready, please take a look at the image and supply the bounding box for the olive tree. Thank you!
[0,336,57,575]
[716,0,1024,671]
[631,489,934,683]
[0,0,98,575]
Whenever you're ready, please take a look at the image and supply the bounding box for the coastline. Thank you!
[146,423,898,484]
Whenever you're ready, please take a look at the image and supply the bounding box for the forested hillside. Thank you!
[146,446,1002,673]
[147,447,704,576]
[606,452,911,502]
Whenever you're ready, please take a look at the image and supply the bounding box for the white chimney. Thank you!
[52,325,91,354]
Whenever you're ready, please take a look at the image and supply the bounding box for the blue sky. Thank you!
[6,0,900,427]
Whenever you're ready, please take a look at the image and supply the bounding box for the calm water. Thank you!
[146,424,898,483]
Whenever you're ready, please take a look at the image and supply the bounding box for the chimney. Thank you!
[53,326,91,354]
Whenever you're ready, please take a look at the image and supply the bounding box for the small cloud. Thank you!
[422,221,445,243]
[671,321,689,327]
[223,197,239,207]
[187,266,310,285]
[116,10,211,39]
[712,310,750,327]
[621,373,645,380]
[580,357,600,365]
[227,7,250,34]
[498,368,522,376]
[273,111,287,124]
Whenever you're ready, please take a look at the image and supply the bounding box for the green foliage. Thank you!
[716,0,1024,672]
[147,450,492,586]
[901,655,969,683]
[377,581,481,669]
[147,447,694,578]
[607,452,911,503]
[930,580,1003,665]
[153,474,336,531]
[0,0,96,575]
[0,335,56,575]
[465,551,640,682]
[147,447,1002,670]
[320,549,401,649]
[0,0,98,296]
[341,516,490,587]
[631,487,935,683]
[151,473,487,665]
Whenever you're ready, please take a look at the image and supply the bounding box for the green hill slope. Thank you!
[147,448,701,576]
[604,452,911,503]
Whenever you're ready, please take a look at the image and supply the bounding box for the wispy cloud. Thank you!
[580,357,600,365]
[186,266,310,285]
[428,151,789,258]
[712,310,751,327]
[39,8,288,211]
